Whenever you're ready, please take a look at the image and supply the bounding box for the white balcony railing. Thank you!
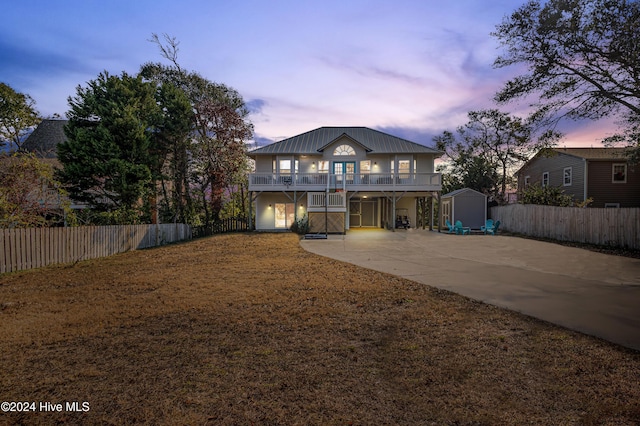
[308,192,347,209]
[249,172,441,190]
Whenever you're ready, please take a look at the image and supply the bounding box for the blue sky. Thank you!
[1,0,613,147]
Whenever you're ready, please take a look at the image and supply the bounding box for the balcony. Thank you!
[307,192,347,212]
[249,172,441,192]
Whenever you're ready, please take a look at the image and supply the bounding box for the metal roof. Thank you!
[249,127,442,156]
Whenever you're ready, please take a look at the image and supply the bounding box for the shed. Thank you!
[441,188,487,229]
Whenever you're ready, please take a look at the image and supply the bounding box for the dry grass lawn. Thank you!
[1,233,639,425]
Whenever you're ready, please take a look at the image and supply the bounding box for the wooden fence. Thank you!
[489,204,640,249]
[0,224,192,274]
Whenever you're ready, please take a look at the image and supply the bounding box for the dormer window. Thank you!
[333,144,356,156]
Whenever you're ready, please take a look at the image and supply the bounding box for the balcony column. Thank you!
[294,189,297,222]
[392,190,396,232]
[248,191,253,231]
[437,191,442,233]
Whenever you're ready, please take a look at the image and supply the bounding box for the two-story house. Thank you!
[248,127,443,232]
[516,147,640,207]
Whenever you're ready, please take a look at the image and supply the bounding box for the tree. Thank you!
[0,83,40,150]
[519,183,576,207]
[150,82,194,224]
[191,88,253,224]
[141,34,253,226]
[436,110,559,203]
[435,130,500,196]
[0,153,73,228]
[492,0,640,161]
[57,71,162,224]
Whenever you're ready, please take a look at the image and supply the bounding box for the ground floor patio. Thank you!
[251,191,439,233]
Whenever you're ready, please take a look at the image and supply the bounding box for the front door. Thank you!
[275,203,295,229]
[333,161,356,186]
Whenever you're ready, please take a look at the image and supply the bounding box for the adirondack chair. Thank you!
[445,219,456,234]
[485,220,501,235]
[481,219,494,234]
[454,220,471,235]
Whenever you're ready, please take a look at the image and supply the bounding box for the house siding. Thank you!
[255,194,308,230]
[587,161,640,207]
[518,152,585,201]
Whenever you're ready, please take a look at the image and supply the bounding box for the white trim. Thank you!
[542,171,549,187]
[563,167,572,186]
[612,163,627,183]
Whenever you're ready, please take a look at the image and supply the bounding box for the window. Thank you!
[398,160,410,179]
[542,172,549,187]
[563,167,572,186]
[524,176,530,187]
[318,160,329,173]
[604,203,620,208]
[333,144,355,156]
[278,159,298,175]
[360,160,371,183]
[612,164,627,183]
[275,203,295,228]
[279,159,291,174]
[333,161,355,183]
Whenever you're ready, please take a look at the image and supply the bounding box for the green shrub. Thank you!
[519,183,575,207]
[290,215,310,234]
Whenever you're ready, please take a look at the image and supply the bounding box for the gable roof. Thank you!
[249,127,442,156]
[21,119,68,158]
[442,188,487,198]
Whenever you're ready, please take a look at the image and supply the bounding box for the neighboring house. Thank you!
[248,127,443,232]
[516,148,640,207]
[440,188,487,229]
[20,119,90,211]
[21,119,68,159]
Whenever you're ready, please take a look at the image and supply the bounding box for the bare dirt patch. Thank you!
[1,233,639,425]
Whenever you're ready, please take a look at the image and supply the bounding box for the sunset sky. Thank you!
[1,0,615,148]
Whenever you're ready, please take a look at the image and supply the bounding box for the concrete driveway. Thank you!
[300,229,640,351]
